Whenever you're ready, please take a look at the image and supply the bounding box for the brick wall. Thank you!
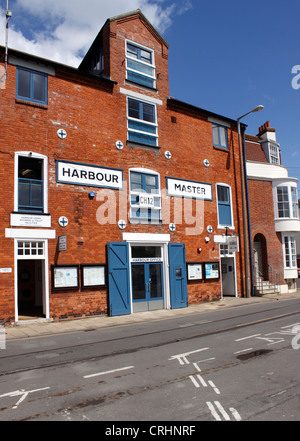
[0,12,247,322]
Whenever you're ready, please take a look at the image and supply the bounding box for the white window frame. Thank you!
[125,39,156,88]
[269,143,280,165]
[283,234,297,269]
[14,151,48,213]
[275,184,299,220]
[129,168,162,224]
[127,96,158,146]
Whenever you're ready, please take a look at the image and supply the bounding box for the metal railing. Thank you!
[254,264,280,296]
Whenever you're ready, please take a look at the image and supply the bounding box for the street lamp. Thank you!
[237,105,264,298]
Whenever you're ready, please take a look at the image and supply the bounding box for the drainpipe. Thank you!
[242,128,255,296]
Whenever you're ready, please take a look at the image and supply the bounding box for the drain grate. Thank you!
[237,349,273,361]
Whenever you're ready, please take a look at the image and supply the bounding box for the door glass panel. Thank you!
[132,264,145,300]
[149,264,162,299]
[132,246,161,259]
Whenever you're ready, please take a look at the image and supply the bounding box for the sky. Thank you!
[1,0,300,190]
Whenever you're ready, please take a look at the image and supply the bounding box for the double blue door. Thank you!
[107,242,188,316]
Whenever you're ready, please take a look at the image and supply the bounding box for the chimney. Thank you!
[257,121,276,142]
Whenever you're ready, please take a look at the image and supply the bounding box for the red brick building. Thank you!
[0,10,248,323]
[246,122,300,294]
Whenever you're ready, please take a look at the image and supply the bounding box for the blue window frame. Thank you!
[126,41,155,88]
[212,123,228,149]
[18,156,44,213]
[16,67,48,105]
[127,98,158,146]
[217,185,232,227]
[130,171,161,221]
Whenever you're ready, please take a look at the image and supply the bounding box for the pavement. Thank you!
[3,291,300,341]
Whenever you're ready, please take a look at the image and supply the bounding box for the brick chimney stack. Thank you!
[257,121,276,142]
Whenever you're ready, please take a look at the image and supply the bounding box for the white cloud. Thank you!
[0,0,192,67]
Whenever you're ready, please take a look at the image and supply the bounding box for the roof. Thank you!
[79,9,169,71]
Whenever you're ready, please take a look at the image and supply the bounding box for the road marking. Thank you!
[83,366,134,379]
[235,334,261,341]
[0,387,50,410]
[206,401,222,420]
[189,375,200,388]
[169,347,209,365]
[207,401,242,421]
[234,347,253,355]
[208,380,220,394]
[229,407,242,421]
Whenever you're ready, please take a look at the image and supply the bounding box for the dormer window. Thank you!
[269,144,280,165]
[126,41,156,88]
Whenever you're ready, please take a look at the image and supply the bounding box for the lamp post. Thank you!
[237,105,264,297]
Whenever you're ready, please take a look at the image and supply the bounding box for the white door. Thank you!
[221,257,235,296]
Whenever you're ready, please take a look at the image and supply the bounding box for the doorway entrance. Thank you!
[132,262,163,312]
[253,234,267,280]
[16,239,48,320]
[131,245,164,312]
[18,260,44,318]
[221,257,236,296]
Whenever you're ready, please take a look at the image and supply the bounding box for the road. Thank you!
[0,297,300,424]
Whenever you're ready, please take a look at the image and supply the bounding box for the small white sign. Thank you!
[10,213,51,228]
[166,177,212,200]
[0,268,12,273]
[139,193,155,208]
[228,236,239,253]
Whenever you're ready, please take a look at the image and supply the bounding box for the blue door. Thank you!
[107,242,130,316]
[131,262,164,312]
[169,243,188,309]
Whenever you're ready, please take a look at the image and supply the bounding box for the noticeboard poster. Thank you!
[204,262,219,279]
[187,263,203,280]
[53,266,79,289]
[82,265,106,287]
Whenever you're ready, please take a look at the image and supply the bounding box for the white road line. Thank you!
[214,401,231,420]
[197,374,207,387]
[169,347,209,365]
[206,401,222,421]
[189,375,200,388]
[234,347,253,354]
[208,380,220,394]
[229,407,242,421]
[235,334,261,341]
[193,362,201,372]
[83,366,134,379]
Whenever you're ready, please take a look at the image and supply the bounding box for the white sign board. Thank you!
[139,193,155,208]
[166,177,212,200]
[228,236,239,253]
[10,213,51,228]
[57,160,123,190]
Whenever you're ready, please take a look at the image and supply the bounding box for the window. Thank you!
[127,98,158,146]
[269,144,280,164]
[15,152,48,214]
[16,67,47,105]
[18,156,43,212]
[217,185,232,227]
[17,241,44,257]
[130,170,161,222]
[277,186,298,219]
[291,187,298,218]
[212,123,228,149]
[126,41,155,88]
[284,235,297,268]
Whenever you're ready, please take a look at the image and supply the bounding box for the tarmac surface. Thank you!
[3,291,300,341]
